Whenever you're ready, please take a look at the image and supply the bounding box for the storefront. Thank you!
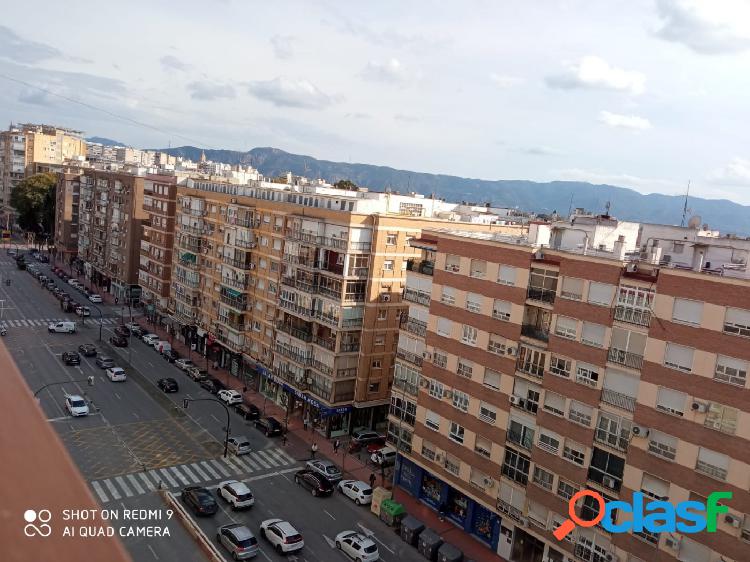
[395,456,501,551]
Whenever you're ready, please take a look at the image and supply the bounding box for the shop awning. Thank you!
[180,252,196,263]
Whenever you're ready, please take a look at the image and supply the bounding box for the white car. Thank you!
[88,294,102,303]
[106,367,127,382]
[67,278,80,286]
[65,394,89,417]
[218,480,255,510]
[335,531,379,562]
[142,333,159,345]
[174,358,194,371]
[218,389,243,405]
[337,480,373,505]
[259,519,304,554]
[48,321,76,333]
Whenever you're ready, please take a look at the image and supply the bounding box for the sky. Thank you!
[1,0,750,203]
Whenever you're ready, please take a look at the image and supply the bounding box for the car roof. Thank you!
[225,524,253,540]
[224,481,251,494]
[67,394,84,400]
[272,521,297,534]
[344,480,370,488]
[109,367,124,371]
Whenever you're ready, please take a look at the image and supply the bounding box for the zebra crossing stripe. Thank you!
[249,453,270,470]
[222,457,245,475]
[209,459,231,477]
[114,476,133,497]
[275,448,297,464]
[126,474,145,495]
[92,481,109,503]
[200,461,220,479]
[159,468,179,487]
[180,464,201,484]
[103,479,121,500]
[170,467,191,486]
[258,449,284,466]
[265,448,290,466]
[138,472,156,491]
[189,463,210,481]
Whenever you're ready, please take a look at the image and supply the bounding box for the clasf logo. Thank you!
[553,490,732,540]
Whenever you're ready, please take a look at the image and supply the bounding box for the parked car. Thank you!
[181,486,217,516]
[254,417,283,437]
[337,480,373,505]
[158,377,179,393]
[62,351,81,365]
[217,480,254,510]
[370,446,397,467]
[235,403,261,420]
[114,325,130,338]
[174,358,195,371]
[109,335,128,347]
[106,367,127,382]
[350,430,385,446]
[65,394,89,417]
[218,389,243,405]
[366,440,388,454]
[216,523,259,560]
[48,321,76,334]
[227,436,252,456]
[259,519,304,554]
[88,294,102,303]
[95,355,115,368]
[78,343,97,357]
[186,367,209,381]
[162,349,179,362]
[142,333,159,346]
[294,470,334,497]
[124,321,141,332]
[75,305,91,317]
[335,531,379,562]
[200,377,224,394]
[129,325,144,337]
[305,459,342,483]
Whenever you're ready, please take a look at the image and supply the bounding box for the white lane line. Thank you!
[114,476,134,497]
[275,448,297,464]
[126,474,145,495]
[114,392,122,400]
[172,466,194,485]
[103,479,121,500]
[249,452,270,469]
[323,509,335,520]
[223,457,246,475]
[189,462,210,481]
[264,448,290,466]
[91,481,109,503]
[47,416,70,422]
[159,468,179,487]
[240,455,261,471]
[200,461,220,479]
[180,464,201,484]
[138,472,156,491]
[256,450,278,468]
[210,413,221,423]
[209,459,231,477]
[147,544,160,560]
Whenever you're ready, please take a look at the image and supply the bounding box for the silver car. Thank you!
[227,436,252,456]
[217,523,258,559]
[305,459,342,483]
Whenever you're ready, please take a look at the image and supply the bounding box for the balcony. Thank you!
[179,224,206,236]
[174,276,200,289]
[274,343,312,366]
[174,292,198,307]
[340,341,360,353]
[318,285,342,300]
[527,287,556,305]
[276,322,313,342]
[312,336,335,351]
[521,324,550,342]
[607,347,644,370]
[396,348,423,367]
[614,305,651,327]
[221,277,249,290]
[216,317,245,332]
[401,316,427,338]
[600,389,636,412]
[406,259,434,276]
[316,311,341,329]
[496,499,524,524]
[310,358,333,376]
[222,255,252,270]
[185,208,206,217]
[403,287,431,306]
[214,332,243,353]
[177,238,202,253]
[220,293,247,311]
[234,238,256,249]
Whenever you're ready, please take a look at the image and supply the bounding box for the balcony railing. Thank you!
[396,348,423,367]
[276,322,313,342]
[177,238,202,253]
[312,336,335,351]
[175,276,200,289]
[402,317,427,338]
[527,287,556,304]
[220,293,248,311]
[221,255,252,270]
[695,460,728,481]
[614,305,651,327]
[214,332,243,353]
[279,300,314,321]
[274,343,312,366]
[496,499,524,523]
[340,342,360,353]
[521,324,550,342]
[600,389,636,412]
[310,359,333,376]
[221,277,249,290]
[406,259,434,276]
[318,285,342,300]
[216,317,245,332]
[403,287,431,306]
[607,347,644,370]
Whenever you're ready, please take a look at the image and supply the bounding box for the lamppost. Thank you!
[182,397,231,457]
[34,376,95,397]
[87,302,104,341]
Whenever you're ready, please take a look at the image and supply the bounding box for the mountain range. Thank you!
[144,145,750,235]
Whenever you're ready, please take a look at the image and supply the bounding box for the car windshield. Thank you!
[362,488,372,495]
[363,544,378,553]
[325,466,339,474]
[236,537,257,547]
[196,493,214,505]
[70,399,85,407]
[286,534,302,543]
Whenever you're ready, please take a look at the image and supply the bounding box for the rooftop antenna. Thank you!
[604,200,611,217]
[680,180,691,227]
[567,193,574,217]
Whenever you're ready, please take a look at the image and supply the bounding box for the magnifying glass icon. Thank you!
[553,490,606,540]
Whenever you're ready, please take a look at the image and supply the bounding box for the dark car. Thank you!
[294,470,334,497]
[114,325,130,338]
[199,377,224,394]
[40,255,49,263]
[162,349,179,363]
[255,417,283,437]
[158,377,179,393]
[109,335,128,347]
[181,486,217,516]
[95,355,115,368]
[62,351,81,366]
[235,403,261,421]
[78,344,97,357]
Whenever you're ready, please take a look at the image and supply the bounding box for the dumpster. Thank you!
[379,499,406,527]
[437,542,463,562]
[370,486,392,517]
[417,528,443,561]
[400,515,425,546]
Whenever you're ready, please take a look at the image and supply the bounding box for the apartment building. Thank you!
[167,175,526,436]
[53,171,82,264]
[392,216,750,562]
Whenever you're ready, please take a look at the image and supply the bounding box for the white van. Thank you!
[48,321,76,334]
[370,446,397,467]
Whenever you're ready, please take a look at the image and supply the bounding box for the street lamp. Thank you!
[88,302,104,341]
[34,376,95,397]
[182,397,231,457]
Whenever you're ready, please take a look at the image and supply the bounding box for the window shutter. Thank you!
[672,298,703,324]
[656,387,687,413]
[588,282,615,306]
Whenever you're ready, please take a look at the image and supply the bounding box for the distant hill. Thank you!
[157,145,750,235]
[86,136,125,146]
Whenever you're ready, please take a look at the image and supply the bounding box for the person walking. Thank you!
[332,438,340,454]
[311,442,318,459]
[281,432,288,446]
[303,416,309,431]
[369,472,377,490]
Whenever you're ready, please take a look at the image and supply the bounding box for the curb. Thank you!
[159,488,225,562]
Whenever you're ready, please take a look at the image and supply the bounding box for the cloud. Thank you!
[270,35,294,59]
[394,113,421,123]
[511,145,565,156]
[654,0,750,54]
[18,87,55,106]
[187,81,236,100]
[323,16,449,52]
[0,25,87,64]
[598,110,652,130]
[247,77,335,109]
[546,56,646,95]
[555,168,684,195]
[489,73,522,88]
[362,58,409,84]
[160,55,189,71]
[345,112,371,119]
[708,157,750,185]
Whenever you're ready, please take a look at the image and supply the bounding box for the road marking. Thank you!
[241,455,262,471]
[276,448,297,464]
[170,466,191,486]
[264,448,290,466]
[114,392,121,400]
[189,462,209,480]
[126,474,145,495]
[323,535,336,549]
[222,457,245,475]
[159,468,179,487]
[209,459,231,477]
[138,472,156,491]
[180,464,201,484]
[356,523,395,554]
[147,544,160,560]
[91,481,109,502]
[103,479,121,500]
[258,548,272,562]
[256,450,279,468]
[114,476,134,497]
[248,452,269,469]
[200,461,220,479]
[46,416,70,422]
[210,413,221,423]
[323,509,336,520]
[132,412,140,419]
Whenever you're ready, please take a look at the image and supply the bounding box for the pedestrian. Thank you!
[333,438,340,454]
[438,502,448,522]
[369,472,377,490]
[242,385,248,394]
[303,416,309,431]
[311,442,318,459]
[282,432,288,446]
[115,296,119,305]
[213,360,219,370]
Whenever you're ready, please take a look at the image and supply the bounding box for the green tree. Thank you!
[10,172,57,235]
[334,179,358,191]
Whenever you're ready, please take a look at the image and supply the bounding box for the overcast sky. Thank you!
[1,1,750,202]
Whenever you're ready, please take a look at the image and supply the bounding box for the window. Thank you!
[672,298,703,325]
[377,309,388,320]
[487,334,507,355]
[386,233,397,245]
[533,466,554,491]
[517,345,545,377]
[595,412,632,451]
[537,429,561,454]
[374,334,384,346]
[461,324,478,345]
[557,479,577,501]
[470,259,486,278]
[483,369,501,391]
[501,447,530,485]
[714,355,747,387]
[513,378,540,413]
[562,439,586,465]
[371,359,382,369]
[424,410,440,431]
[641,474,669,501]
[456,358,473,378]
[428,379,444,399]
[389,396,416,426]
[664,343,694,373]
[568,401,593,427]
[497,264,516,286]
[560,277,583,300]
[383,260,394,271]
[696,447,729,481]
[508,418,535,449]
[474,435,492,458]
[704,403,738,434]
[656,387,687,416]
[444,254,461,272]
[440,286,455,305]
[448,422,465,444]
[465,292,482,313]
[432,350,447,369]
[478,402,497,424]
[368,382,380,393]
[647,430,677,461]
[601,369,638,412]
[588,447,625,491]
[554,316,577,339]
[273,238,282,250]
[724,307,750,337]
[550,355,571,377]
[580,322,606,347]
[421,441,436,461]
[436,318,452,337]
[587,282,615,306]
[452,390,470,412]
[543,391,566,417]
[492,299,512,321]
[575,362,600,387]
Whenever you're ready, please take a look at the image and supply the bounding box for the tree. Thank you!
[334,179,358,191]
[10,172,57,235]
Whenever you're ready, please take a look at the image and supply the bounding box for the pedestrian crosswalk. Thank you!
[0,317,121,328]
[90,447,299,503]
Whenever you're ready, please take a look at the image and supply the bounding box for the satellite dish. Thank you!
[688,215,701,229]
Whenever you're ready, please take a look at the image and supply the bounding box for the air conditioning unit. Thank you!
[506,346,517,356]
[605,553,619,562]
[631,425,650,438]
[534,250,545,260]
[519,517,529,527]
[483,477,495,488]
[509,395,524,406]
[230,198,237,204]
[691,401,708,413]
[306,377,313,385]
[664,535,680,550]
[602,476,617,489]
[724,514,741,528]
[422,351,432,361]
[419,378,430,388]
[626,263,638,272]
[249,243,257,249]
[434,453,443,463]
[380,294,391,302]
